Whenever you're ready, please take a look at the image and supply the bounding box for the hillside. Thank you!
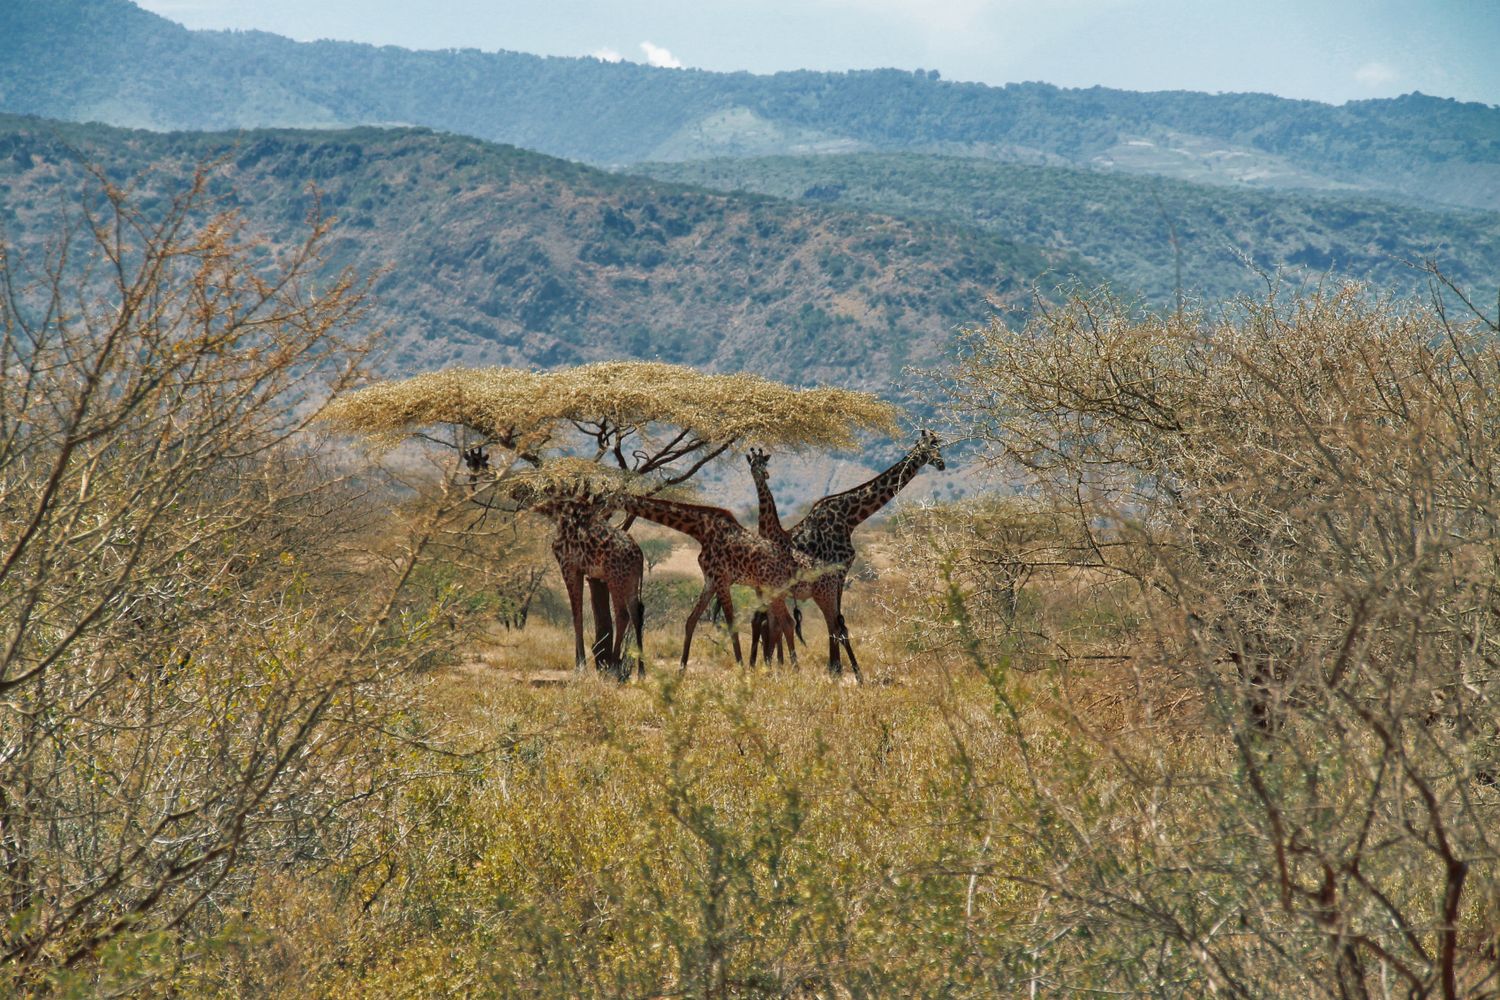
[4,0,1499,210]
[633,154,1500,308]
[0,115,1087,390]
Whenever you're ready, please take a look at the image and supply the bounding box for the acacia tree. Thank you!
[0,169,461,987]
[320,362,901,666]
[939,286,1500,997]
[321,362,898,486]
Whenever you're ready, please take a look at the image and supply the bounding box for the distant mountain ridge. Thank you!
[4,0,1499,211]
[0,114,1082,392]
[634,154,1500,309]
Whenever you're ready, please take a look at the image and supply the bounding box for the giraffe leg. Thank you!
[562,569,587,672]
[760,601,777,666]
[589,578,615,675]
[609,585,635,681]
[812,590,843,677]
[717,583,743,665]
[836,613,862,684]
[778,602,798,667]
[768,602,789,666]
[633,597,646,678]
[680,582,716,671]
[831,576,860,682]
[749,610,765,668]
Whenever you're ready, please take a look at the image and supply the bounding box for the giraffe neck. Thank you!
[621,495,725,545]
[751,468,786,541]
[813,446,928,534]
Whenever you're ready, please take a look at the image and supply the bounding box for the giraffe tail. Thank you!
[793,604,805,646]
[633,598,646,678]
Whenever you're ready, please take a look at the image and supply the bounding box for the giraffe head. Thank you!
[747,447,770,481]
[461,445,490,486]
[915,429,945,471]
[553,484,611,536]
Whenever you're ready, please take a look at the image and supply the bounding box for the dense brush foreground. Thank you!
[3,177,1499,997]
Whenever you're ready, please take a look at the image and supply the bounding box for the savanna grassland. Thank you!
[148,526,1160,998]
[2,36,1499,993]
[2,158,1498,996]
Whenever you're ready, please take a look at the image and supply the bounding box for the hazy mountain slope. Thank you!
[4,0,1498,210]
[0,115,1091,389]
[634,154,1500,307]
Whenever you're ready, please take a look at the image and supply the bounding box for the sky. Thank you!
[133,0,1500,107]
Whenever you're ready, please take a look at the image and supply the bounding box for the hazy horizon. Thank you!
[132,0,1500,108]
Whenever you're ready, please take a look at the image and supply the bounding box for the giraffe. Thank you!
[538,490,645,679]
[747,447,788,542]
[745,447,799,665]
[461,445,491,486]
[460,449,644,678]
[465,443,648,680]
[614,493,850,678]
[751,431,945,671]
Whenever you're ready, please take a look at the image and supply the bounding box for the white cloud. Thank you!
[640,41,683,69]
[1353,61,1398,88]
[591,47,623,62]
[813,0,1045,33]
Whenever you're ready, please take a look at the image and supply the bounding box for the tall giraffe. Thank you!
[467,446,645,680]
[747,447,788,542]
[535,490,645,679]
[745,447,798,665]
[751,432,945,670]
[614,493,847,676]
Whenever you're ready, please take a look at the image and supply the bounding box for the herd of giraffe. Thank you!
[519,431,945,682]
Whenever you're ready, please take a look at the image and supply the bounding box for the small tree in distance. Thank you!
[639,536,677,574]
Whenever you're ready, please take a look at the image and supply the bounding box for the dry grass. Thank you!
[148,525,1153,997]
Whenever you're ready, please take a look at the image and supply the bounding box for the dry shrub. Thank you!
[178,666,1059,998]
[936,285,1500,997]
[0,168,477,992]
[885,495,1135,669]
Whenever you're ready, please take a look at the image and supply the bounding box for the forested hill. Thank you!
[0,115,1085,387]
[635,154,1500,309]
[4,0,1498,211]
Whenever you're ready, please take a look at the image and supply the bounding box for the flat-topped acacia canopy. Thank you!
[322,361,903,486]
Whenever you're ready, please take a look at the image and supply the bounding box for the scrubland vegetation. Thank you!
[4,171,1499,998]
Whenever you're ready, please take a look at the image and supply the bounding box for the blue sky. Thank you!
[134,0,1500,106]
